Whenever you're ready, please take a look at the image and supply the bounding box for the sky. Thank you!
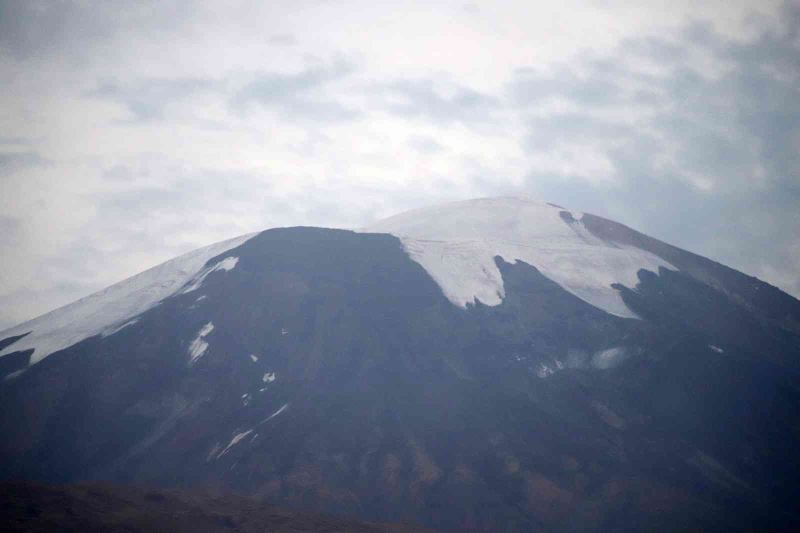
[0,0,798,330]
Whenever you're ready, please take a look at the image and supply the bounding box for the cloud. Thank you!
[88,77,217,122]
[83,58,362,127]
[407,135,445,154]
[0,0,192,61]
[376,78,499,126]
[231,60,360,121]
[267,34,297,46]
[0,215,21,249]
[0,0,798,331]
[0,151,48,176]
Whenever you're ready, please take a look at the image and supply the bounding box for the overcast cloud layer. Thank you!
[1,0,798,330]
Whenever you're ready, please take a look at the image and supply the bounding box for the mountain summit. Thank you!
[2,197,800,532]
[366,197,672,317]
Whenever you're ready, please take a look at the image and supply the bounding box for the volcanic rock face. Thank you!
[1,198,800,532]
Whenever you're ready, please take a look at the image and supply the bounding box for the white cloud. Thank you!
[0,0,797,329]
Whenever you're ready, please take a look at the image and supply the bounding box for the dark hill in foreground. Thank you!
[0,481,436,533]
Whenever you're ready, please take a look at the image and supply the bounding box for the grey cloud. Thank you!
[0,215,21,246]
[625,36,689,65]
[231,61,360,121]
[509,67,631,108]
[407,135,445,154]
[524,113,636,150]
[236,63,351,99]
[0,0,192,61]
[0,151,48,175]
[88,77,216,122]
[0,0,104,59]
[272,98,361,122]
[86,59,361,124]
[378,79,499,124]
[509,4,799,188]
[0,136,32,146]
[93,166,273,221]
[267,34,297,46]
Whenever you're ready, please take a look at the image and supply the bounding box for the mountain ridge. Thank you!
[8,196,796,371]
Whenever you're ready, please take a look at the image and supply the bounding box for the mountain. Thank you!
[2,197,799,532]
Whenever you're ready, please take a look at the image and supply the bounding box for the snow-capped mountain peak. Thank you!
[365,197,674,318]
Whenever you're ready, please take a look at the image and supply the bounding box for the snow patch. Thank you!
[364,198,674,319]
[188,322,214,364]
[262,372,276,383]
[535,358,565,378]
[181,256,240,294]
[709,345,724,353]
[565,349,590,368]
[591,347,627,370]
[3,369,26,381]
[206,442,221,462]
[261,403,289,424]
[101,318,139,338]
[212,413,283,462]
[0,233,256,366]
[536,364,556,378]
[217,429,255,458]
[249,354,259,362]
